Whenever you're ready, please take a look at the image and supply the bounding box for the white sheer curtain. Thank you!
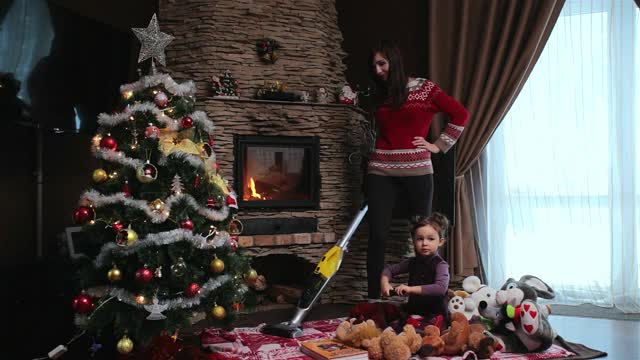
[480,0,640,312]
[0,0,53,102]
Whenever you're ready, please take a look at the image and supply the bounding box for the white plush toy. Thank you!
[462,275,501,322]
[447,289,478,320]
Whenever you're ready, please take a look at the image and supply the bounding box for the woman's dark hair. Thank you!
[369,40,408,110]
[411,212,450,240]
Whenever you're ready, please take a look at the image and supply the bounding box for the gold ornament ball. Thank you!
[92,169,108,182]
[116,228,139,246]
[210,258,225,273]
[117,335,134,354]
[107,266,122,282]
[149,198,166,213]
[212,305,226,320]
[246,268,258,282]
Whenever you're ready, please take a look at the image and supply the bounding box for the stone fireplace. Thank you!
[160,0,415,304]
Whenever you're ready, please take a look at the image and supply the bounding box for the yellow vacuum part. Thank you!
[314,245,343,279]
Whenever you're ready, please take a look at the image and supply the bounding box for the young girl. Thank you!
[380,212,450,323]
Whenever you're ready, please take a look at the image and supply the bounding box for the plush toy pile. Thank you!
[336,274,557,360]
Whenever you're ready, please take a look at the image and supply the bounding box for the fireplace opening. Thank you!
[252,254,316,305]
[234,135,320,209]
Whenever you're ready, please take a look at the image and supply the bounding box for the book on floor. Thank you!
[299,338,368,360]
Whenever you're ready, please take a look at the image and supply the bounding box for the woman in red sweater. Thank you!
[366,41,470,301]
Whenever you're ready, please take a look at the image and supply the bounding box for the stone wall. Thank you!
[160,0,347,100]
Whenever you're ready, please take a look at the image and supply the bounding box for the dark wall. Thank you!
[336,0,456,224]
[336,0,427,97]
[1,2,141,266]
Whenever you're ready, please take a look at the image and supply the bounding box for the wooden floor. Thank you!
[228,303,639,359]
[550,315,639,359]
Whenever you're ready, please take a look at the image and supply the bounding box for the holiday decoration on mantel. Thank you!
[338,85,358,106]
[255,80,301,102]
[69,13,256,355]
[211,70,239,99]
[255,38,280,63]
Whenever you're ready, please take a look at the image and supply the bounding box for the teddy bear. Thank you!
[448,289,479,320]
[440,312,470,355]
[397,324,422,354]
[419,325,444,357]
[468,322,498,359]
[362,327,410,360]
[361,325,420,360]
[335,318,381,348]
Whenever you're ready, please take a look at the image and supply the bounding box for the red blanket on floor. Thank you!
[200,318,575,360]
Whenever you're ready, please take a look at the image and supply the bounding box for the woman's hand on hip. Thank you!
[412,136,441,153]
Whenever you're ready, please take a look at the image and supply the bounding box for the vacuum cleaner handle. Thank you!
[337,202,368,251]
[290,203,368,324]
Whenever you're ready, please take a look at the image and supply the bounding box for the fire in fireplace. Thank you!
[234,135,320,209]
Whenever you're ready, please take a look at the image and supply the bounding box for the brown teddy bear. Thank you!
[335,318,381,348]
[441,312,470,355]
[362,326,416,360]
[420,325,444,357]
[468,323,497,359]
[397,324,422,354]
[362,335,383,360]
[380,327,412,360]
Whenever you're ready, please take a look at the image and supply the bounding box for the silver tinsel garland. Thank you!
[86,275,231,310]
[120,73,195,97]
[93,228,230,268]
[93,148,144,169]
[97,103,215,135]
[94,146,209,173]
[81,190,230,223]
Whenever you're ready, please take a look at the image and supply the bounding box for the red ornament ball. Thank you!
[112,220,125,233]
[99,136,118,151]
[72,293,95,314]
[181,116,194,129]
[135,267,154,284]
[185,283,201,297]
[73,206,95,224]
[206,197,218,209]
[180,219,194,231]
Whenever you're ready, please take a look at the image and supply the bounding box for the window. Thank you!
[483,0,640,311]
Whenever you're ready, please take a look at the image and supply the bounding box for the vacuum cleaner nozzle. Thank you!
[261,321,304,338]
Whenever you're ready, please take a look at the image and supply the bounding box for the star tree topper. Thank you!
[132,13,174,66]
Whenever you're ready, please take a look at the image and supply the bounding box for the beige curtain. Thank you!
[426,0,565,280]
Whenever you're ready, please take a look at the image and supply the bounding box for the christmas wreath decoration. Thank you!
[256,38,280,63]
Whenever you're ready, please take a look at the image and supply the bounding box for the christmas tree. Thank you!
[70,14,256,355]
[211,70,239,98]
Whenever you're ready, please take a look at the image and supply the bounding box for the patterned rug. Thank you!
[200,318,579,360]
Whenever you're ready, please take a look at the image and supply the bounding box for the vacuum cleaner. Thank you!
[261,202,368,338]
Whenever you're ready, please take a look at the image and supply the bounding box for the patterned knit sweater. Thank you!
[368,78,470,176]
